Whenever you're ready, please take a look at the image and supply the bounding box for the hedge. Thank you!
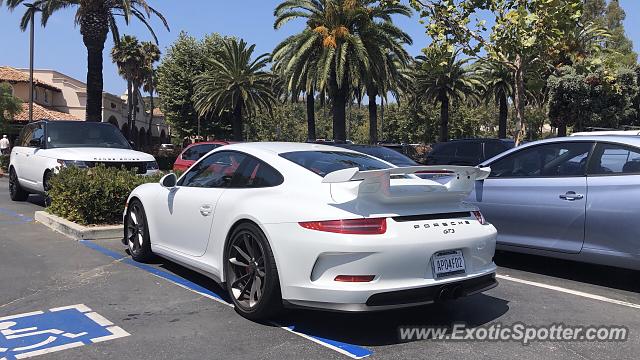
[47,165,163,225]
[0,155,9,172]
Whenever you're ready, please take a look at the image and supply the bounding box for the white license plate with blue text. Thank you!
[432,250,466,278]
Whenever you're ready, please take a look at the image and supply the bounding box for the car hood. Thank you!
[39,147,155,162]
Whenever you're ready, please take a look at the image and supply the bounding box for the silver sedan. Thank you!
[468,135,640,270]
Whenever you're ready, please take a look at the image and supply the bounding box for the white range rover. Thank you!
[9,120,159,201]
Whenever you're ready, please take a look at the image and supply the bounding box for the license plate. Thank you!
[432,250,466,278]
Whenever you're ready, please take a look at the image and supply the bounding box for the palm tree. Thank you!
[414,46,483,142]
[2,0,168,122]
[192,38,278,141]
[141,41,161,144]
[272,33,322,141]
[477,60,513,139]
[111,35,144,140]
[357,6,413,143]
[275,0,405,141]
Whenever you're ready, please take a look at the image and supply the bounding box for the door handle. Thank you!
[559,191,584,201]
[199,205,213,216]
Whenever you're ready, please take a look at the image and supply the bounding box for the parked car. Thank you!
[124,142,497,320]
[157,143,178,155]
[9,120,158,201]
[332,144,419,167]
[468,135,640,270]
[173,141,232,172]
[378,143,419,160]
[426,139,515,166]
[571,130,640,136]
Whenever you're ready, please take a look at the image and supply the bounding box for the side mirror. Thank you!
[160,173,177,188]
[29,138,42,148]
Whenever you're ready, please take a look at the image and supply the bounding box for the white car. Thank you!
[9,120,158,201]
[123,142,497,320]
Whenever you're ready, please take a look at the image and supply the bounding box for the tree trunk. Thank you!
[513,55,526,146]
[498,92,508,139]
[232,100,243,141]
[80,8,108,122]
[558,124,567,137]
[329,70,347,142]
[148,78,155,144]
[306,91,316,141]
[368,89,378,144]
[127,81,133,141]
[333,91,347,141]
[439,92,449,143]
[132,87,138,135]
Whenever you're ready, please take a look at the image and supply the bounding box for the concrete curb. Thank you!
[35,211,123,240]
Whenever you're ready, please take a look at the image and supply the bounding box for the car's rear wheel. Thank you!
[9,168,29,201]
[125,199,153,262]
[225,223,282,320]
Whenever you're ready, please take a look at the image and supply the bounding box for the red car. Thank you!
[173,141,233,172]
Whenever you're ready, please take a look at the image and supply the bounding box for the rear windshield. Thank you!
[343,146,416,167]
[280,151,391,177]
[182,144,222,161]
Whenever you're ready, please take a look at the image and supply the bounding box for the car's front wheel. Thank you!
[125,199,153,262]
[9,167,29,201]
[225,223,282,320]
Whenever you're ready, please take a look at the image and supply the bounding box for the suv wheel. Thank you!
[9,168,29,201]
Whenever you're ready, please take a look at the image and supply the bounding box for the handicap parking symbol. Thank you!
[0,304,129,360]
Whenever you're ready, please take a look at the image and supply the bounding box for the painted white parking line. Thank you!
[496,274,640,310]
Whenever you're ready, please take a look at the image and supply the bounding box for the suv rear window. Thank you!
[280,151,391,177]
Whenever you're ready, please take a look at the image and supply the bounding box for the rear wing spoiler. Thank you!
[322,166,491,193]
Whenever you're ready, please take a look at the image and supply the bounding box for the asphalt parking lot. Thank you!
[0,177,638,359]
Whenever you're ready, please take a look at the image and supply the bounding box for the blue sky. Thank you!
[1,0,639,95]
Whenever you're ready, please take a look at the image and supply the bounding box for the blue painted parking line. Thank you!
[0,304,129,360]
[79,240,373,359]
[0,208,33,225]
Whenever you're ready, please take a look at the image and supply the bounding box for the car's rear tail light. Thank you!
[299,218,387,235]
[472,210,487,225]
[334,275,375,282]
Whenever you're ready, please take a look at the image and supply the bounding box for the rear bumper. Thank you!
[263,218,497,311]
[284,272,498,312]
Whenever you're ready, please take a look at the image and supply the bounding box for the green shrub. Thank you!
[0,155,9,172]
[47,165,163,225]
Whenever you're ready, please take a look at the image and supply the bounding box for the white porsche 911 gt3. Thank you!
[123,142,498,320]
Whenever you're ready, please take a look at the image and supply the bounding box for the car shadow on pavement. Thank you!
[272,294,510,346]
[26,194,47,207]
[138,253,509,347]
[494,251,640,294]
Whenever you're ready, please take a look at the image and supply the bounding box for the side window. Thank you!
[18,125,34,147]
[182,144,219,161]
[588,143,640,175]
[232,157,284,188]
[455,142,481,159]
[178,151,246,188]
[484,142,509,160]
[31,124,45,146]
[489,142,593,178]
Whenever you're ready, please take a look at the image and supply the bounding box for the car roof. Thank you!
[480,135,640,166]
[571,130,640,136]
[223,142,360,155]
